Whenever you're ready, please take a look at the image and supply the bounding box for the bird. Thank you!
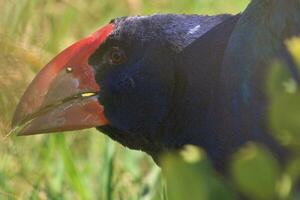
[11,0,300,173]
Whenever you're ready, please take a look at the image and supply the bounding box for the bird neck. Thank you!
[249,0,300,40]
[155,16,241,168]
[157,11,290,168]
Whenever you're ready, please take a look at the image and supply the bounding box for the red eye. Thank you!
[109,47,126,65]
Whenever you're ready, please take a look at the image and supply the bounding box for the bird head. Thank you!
[12,14,231,153]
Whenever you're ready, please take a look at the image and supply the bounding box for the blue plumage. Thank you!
[89,0,300,172]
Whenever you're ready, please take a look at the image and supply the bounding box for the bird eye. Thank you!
[108,47,126,65]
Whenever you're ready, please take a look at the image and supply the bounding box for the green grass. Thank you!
[7,0,297,199]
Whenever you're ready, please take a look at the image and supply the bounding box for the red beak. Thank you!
[12,24,115,136]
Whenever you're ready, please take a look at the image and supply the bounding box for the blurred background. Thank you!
[2,0,300,200]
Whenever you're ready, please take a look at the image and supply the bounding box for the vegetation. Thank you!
[1,0,300,199]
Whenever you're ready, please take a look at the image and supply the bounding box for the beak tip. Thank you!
[11,105,22,128]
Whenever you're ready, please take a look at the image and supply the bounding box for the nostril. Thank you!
[66,67,73,73]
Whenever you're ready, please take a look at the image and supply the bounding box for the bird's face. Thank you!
[89,18,176,137]
[12,16,177,149]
